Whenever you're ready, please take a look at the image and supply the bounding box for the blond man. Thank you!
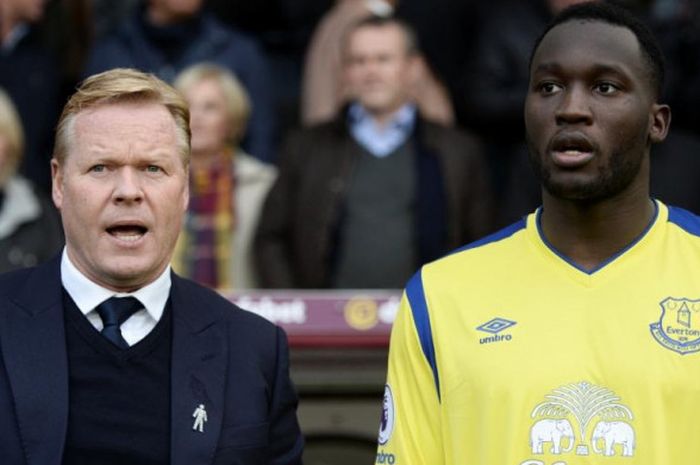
[0,68,302,464]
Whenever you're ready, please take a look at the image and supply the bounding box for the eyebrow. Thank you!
[533,62,630,77]
[86,149,179,164]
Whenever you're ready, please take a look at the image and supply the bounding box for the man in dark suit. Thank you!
[255,15,492,290]
[0,68,303,464]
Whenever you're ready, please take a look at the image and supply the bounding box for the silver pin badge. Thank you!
[192,404,208,433]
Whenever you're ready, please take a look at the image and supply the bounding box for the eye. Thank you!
[145,165,162,173]
[90,164,106,173]
[595,82,620,95]
[537,82,562,95]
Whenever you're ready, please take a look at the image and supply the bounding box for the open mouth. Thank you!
[106,224,148,242]
[549,133,595,167]
[551,132,594,153]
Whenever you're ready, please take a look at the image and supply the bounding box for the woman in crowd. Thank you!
[172,63,276,289]
[0,88,63,271]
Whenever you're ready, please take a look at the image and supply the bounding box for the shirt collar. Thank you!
[60,247,171,320]
[347,103,417,157]
[348,102,417,131]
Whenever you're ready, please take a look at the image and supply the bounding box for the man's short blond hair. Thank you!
[174,63,251,145]
[54,68,191,164]
[0,88,24,183]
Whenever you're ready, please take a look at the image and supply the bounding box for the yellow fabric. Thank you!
[378,201,700,465]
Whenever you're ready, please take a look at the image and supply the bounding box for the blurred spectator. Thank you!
[301,0,453,127]
[172,64,276,290]
[208,0,333,142]
[651,0,700,135]
[0,88,63,271]
[394,0,481,125]
[0,0,62,192]
[83,0,276,162]
[90,0,140,39]
[40,0,92,95]
[208,0,331,37]
[255,16,491,289]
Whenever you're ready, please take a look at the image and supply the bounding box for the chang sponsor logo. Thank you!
[519,381,635,464]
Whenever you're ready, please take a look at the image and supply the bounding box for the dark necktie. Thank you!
[95,296,143,349]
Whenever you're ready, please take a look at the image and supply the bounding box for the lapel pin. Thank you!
[192,404,208,433]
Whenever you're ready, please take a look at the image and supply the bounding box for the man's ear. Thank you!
[649,103,671,144]
[182,165,190,212]
[51,158,63,210]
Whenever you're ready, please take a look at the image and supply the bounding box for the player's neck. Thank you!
[539,186,655,272]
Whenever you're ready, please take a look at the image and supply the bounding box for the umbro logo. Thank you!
[476,317,516,345]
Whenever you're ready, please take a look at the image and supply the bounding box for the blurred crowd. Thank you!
[0,0,698,289]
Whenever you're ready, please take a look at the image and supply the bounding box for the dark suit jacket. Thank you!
[0,257,303,465]
[255,111,493,288]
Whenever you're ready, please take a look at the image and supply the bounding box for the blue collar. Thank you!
[348,103,417,157]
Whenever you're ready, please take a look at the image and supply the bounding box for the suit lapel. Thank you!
[170,274,227,465]
[0,257,68,465]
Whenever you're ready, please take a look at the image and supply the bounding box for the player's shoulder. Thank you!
[427,217,529,274]
[666,204,700,238]
[404,218,531,304]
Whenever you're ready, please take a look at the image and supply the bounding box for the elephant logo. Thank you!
[530,419,575,454]
[650,297,700,354]
[591,421,635,457]
[525,381,635,459]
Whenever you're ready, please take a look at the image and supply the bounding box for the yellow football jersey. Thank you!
[377,201,700,465]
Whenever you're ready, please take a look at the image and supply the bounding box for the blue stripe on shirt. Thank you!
[406,270,441,401]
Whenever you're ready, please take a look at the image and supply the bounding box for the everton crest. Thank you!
[650,297,700,355]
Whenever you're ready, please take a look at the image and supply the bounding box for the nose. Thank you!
[555,85,593,126]
[359,58,381,78]
[113,167,143,204]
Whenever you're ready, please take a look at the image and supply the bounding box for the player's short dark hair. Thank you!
[529,1,665,98]
[343,15,420,56]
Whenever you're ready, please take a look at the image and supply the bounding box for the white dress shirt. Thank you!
[60,248,171,346]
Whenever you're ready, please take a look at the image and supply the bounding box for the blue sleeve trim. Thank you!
[450,218,527,256]
[406,270,441,401]
[668,205,700,237]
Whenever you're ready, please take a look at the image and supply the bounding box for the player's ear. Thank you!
[648,103,670,144]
